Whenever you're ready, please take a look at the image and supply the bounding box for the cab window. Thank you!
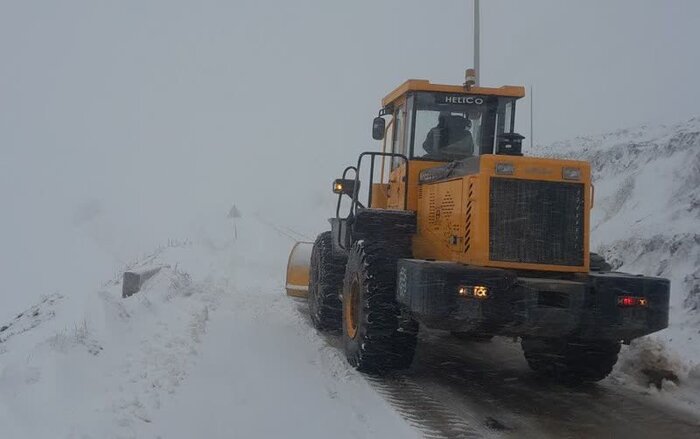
[504,100,515,133]
[391,105,406,169]
[412,92,497,160]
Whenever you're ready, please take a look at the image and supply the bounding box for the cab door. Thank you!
[386,103,408,210]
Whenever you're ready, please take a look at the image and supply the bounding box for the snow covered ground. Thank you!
[537,116,700,406]
[0,215,418,438]
[1,117,699,437]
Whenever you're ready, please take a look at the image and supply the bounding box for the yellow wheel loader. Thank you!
[287,77,670,382]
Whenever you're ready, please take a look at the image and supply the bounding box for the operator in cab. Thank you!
[422,112,475,161]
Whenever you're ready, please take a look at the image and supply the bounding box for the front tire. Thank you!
[308,231,346,332]
[342,240,418,373]
[521,337,621,383]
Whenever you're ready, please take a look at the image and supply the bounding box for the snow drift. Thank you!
[536,116,700,395]
[0,215,418,439]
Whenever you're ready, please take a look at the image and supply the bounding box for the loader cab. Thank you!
[373,80,526,210]
[413,92,517,159]
[379,90,521,167]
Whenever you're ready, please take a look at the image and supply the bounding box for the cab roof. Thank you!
[382,79,526,107]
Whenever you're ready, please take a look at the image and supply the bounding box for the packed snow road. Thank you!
[294,301,700,439]
[142,288,420,439]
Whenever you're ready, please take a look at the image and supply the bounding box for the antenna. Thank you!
[530,85,534,149]
[473,0,480,86]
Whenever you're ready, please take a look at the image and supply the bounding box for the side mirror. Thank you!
[372,117,385,140]
[496,132,525,156]
[332,178,358,196]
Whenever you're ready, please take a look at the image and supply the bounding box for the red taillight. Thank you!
[620,296,636,307]
[618,296,648,307]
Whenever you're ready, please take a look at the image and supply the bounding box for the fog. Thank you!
[2,0,699,313]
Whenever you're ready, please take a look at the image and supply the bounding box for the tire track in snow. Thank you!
[365,374,485,439]
[293,301,488,438]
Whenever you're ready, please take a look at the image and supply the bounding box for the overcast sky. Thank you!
[1,1,699,306]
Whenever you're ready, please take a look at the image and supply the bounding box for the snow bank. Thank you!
[616,337,685,389]
[0,243,220,438]
[536,116,700,404]
[0,214,417,438]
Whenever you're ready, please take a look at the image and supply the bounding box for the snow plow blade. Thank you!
[286,241,313,298]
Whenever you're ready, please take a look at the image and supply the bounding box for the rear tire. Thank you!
[342,240,418,373]
[521,337,621,383]
[308,231,346,332]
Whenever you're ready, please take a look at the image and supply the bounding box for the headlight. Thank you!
[495,163,515,175]
[562,167,581,181]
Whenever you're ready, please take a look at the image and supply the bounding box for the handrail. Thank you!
[335,165,358,251]
[335,165,358,220]
[334,152,409,251]
[352,152,409,216]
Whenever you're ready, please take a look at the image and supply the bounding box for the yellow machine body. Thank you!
[377,80,591,273]
[286,78,592,295]
[282,78,671,386]
[386,155,592,273]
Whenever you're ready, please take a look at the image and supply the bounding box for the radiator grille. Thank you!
[489,178,585,266]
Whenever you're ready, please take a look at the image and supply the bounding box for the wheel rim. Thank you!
[345,277,360,339]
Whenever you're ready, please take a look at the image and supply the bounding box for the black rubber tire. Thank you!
[521,337,621,383]
[308,231,346,332]
[590,252,612,272]
[342,240,418,374]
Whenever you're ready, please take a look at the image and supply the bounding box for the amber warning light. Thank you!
[458,285,489,299]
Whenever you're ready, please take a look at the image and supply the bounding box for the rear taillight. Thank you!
[618,296,648,307]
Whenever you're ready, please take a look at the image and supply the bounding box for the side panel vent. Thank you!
[442,190,455,218]
[428,189,438,229]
